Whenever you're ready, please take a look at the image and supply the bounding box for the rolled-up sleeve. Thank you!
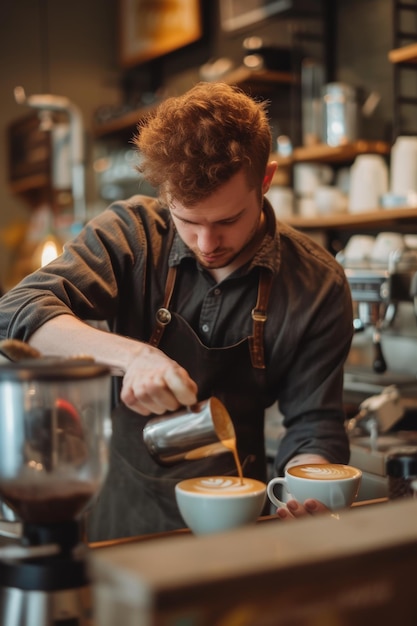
[0,198,155,342]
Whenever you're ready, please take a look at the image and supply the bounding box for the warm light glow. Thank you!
[32,235,63,270]
[40,238,60,266]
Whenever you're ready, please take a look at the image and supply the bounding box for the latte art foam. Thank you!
[177,476,265,496]
[288,463,360,481]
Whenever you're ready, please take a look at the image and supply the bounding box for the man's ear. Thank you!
[262,161,278,194]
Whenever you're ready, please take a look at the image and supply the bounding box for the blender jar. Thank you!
[0,359,111,524]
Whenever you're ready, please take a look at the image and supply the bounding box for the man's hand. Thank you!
[121,343,198,415]
[276,454,332,520]
[29,315,198,416]
[275,498,330,520]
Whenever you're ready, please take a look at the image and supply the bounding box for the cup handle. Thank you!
[267,477,290,508]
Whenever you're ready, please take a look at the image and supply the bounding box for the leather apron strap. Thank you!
[148,265,177,347]
[249,268,273,369]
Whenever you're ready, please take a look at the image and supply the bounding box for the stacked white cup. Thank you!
[390,136,417,198]
[293,163,333,217]
[348,154,388,213]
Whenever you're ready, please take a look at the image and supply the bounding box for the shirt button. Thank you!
[202,324,210,333]
[214,288,221,296]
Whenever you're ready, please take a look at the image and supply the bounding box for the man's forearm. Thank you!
[29,314,144,374]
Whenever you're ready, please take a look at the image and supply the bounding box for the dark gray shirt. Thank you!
[0,195,353,472]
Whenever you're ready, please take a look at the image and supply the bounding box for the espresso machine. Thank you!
[0,359,111,626]
[337,243,417,373]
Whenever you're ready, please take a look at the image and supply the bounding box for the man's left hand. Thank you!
[275,498,330,520]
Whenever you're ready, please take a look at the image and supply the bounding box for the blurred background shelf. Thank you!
[291,140,390,163]
[285,207,417,231]
[271,140,391,168]
[93,68,296,139]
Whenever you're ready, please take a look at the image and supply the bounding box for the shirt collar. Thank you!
[168,197,281,274]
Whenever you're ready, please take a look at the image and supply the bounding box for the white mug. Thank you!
[349,154,388,213]
[175,476,266,535]
[297,196,317,218]
[370,232,405,264]
[266,186,294,219]
[344,234,376,263]
[267,463,362,511]
[314,185,347,215]
[293,163,333,196]
[390,136,417,195]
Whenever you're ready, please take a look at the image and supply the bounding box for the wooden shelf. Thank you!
[291,141,390,163]
[9,174,50,194]
[93,102,157,138]
[269,141,391,170]
[388,43,417,64]
[222,66,295,87]
[285,207,417,231]
[93,67,296,139]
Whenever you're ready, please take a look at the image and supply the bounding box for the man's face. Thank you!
[169,167,275,272]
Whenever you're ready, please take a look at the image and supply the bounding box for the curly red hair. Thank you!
[134,81,272,206]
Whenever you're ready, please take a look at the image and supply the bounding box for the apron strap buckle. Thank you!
[148,266,177,347]
[251,308,267,323]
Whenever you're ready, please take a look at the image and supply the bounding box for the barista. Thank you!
[0,82,353,539]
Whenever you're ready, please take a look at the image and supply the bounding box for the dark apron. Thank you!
[87,266,274,541]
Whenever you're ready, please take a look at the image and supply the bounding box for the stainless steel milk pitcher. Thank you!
[143,397,236,465]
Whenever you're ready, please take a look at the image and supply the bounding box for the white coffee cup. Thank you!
[266,186,294,219]
[349,154,388,213]
[267,463,362,511]
[335,167,351,195]
[314,185,347,215]
[390,136,417,195]
[344,234,376,263]
[293,163,333,196]
[370,232,405,264]
[297,196,317,217]
[175,476,266,535]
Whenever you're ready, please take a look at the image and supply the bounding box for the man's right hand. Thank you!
[29,315,198,416]
[121,343,198,415]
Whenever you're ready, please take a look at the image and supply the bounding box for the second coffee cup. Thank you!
[267,463,362,511]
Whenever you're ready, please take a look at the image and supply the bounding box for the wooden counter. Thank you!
[89,499,388,550]
[89,498,417,626]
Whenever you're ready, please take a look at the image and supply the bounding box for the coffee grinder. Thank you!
[0,359,111,626]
